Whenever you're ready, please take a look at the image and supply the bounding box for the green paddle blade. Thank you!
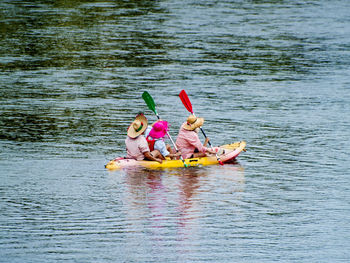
[142,91,157,115]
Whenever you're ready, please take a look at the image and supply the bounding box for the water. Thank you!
[1,0,349,262]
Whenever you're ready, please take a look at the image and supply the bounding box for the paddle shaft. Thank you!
[199,127,212,147]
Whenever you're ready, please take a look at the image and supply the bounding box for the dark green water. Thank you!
[1,1,349,262]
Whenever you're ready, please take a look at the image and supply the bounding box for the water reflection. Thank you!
[124,168,168,227]
[120,168,168,258]
[170,168,207,251]
[118,165,245,257]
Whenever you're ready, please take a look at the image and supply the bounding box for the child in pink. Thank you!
[145,120,181,160]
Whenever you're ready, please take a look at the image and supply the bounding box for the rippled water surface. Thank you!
[1,0,349,262]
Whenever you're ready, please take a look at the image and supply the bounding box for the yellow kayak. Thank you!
[106,141,246,170]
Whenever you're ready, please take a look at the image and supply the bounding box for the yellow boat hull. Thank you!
[106,141,246,170]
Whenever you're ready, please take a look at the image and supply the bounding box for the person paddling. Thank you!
[176,115,216,159]
[145,120,181,160]
[125,113,163,163]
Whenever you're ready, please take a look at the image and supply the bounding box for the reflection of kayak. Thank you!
[105,141,246,170]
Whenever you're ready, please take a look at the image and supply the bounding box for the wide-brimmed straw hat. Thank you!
[182,115,204,131]
[127,113,148,138]
[149,121,168,139]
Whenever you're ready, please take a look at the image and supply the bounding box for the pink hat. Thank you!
[149,121,168,139]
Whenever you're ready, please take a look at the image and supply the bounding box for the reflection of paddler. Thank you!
[123,168,166,207]
[178,172,201,210]
[121,168,168,248]
[171,168,208,239]
[145,170,165,191]
[172,168,207,211]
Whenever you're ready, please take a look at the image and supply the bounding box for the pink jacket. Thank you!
[125,135,150,160]
[175,123,207,159]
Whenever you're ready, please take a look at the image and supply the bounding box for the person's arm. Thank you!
[156,141,170,158]
[138,136,162,163]
[167,151,182,159]
[144,151,162,163]
[203,137,215,153]
[189,133,217,155]
[188,133,207,154]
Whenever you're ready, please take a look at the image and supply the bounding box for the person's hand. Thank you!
[207,148,216,155]
[168,151,181,160]
[175,151,182,157]
[156,158,163,163]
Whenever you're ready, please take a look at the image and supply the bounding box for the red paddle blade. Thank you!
[179,89,193,113]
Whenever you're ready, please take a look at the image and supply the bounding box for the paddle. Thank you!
[179,89,224,165]
[142,91,187,167]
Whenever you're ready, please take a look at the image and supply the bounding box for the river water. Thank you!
[1,0,349,262]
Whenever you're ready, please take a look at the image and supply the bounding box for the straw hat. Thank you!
[182,115,204,131]
[127,113,148,138]
[149,121,168,139]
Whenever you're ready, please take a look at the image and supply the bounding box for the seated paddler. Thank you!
[144,120,181,160]
[125,113,163,163]
[176,114,216,159]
